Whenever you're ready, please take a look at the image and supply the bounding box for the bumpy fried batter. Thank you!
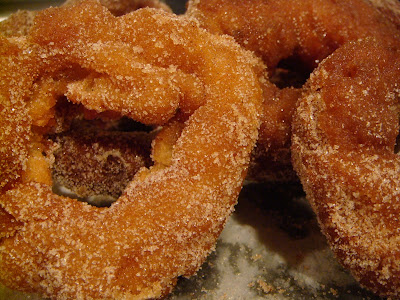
[0,1,263,299]
[0,10,36,37]
[187,0,400,182]
[292,38,400,298]
[64,0,172,15]
[0,0,171,37]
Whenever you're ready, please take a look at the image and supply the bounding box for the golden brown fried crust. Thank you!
[0,207,22,240]
[292,38,400,298]
[0,0,171,38]
[63,0,172,15]
[0,10,36,37]
[187,0,400,182]
[0,1,263,299]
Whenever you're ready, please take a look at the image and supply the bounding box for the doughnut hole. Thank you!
[47,99,156,207]
[269,55,314,89]
[395,126,400,154]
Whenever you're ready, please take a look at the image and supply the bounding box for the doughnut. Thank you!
[291,38,400,298]
[186,0,400,182]
[0,0,171,37]
[0,1,263,299]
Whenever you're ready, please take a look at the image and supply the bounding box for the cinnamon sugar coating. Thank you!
[0,1,263,299]
[187,0,400,182]
[64,0,172,15]
[0,10,36,37]
[0,0,171,37]
[292,38,400,298]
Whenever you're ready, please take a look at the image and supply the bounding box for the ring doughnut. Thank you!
[186,0,400,182]
[0,1,263,299]
[291,38,400,297]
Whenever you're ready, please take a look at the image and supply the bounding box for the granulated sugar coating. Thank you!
[0,10,36,37]
[0,1,263,299]
[292,38,400,298]
[0,0,171,37]
[64,0,172,15]
[187,0,400,183]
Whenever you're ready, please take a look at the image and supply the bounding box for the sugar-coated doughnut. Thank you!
[292,38,400,298]
[0,1,263,298]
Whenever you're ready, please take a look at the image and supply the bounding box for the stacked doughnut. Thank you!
[0,0,263,299]
[187,0,400,297]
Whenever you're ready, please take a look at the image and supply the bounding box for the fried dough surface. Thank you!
[0,0,171,37]
[292,38,400,298]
